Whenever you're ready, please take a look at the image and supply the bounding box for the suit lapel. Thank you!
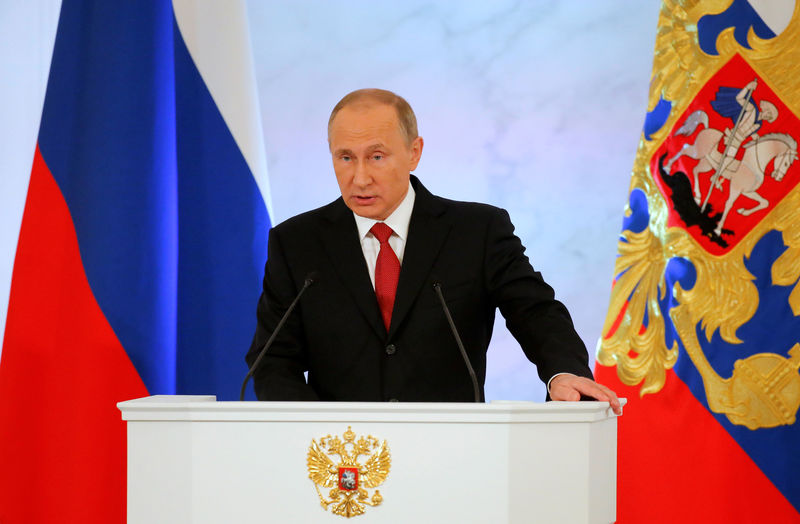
[388,177,449,338]
[319,200,386,340]
[318,178,450,340]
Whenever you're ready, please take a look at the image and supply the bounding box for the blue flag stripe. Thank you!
[38,0,179,393]
[173,16,269,399]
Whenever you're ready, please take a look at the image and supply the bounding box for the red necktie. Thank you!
[370,222,400,330]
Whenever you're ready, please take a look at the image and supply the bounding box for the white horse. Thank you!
[665,111,797,236]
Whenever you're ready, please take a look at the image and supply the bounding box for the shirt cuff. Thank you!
[546,372,576,396]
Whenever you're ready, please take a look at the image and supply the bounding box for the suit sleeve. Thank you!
[245,226,319,400]
[483,208,593,386]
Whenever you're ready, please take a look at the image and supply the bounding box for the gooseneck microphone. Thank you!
[240,272,319,401]
[432,281,481,403]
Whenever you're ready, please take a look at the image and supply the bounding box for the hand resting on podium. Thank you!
[549,373,623,415]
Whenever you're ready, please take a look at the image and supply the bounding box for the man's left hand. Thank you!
[549,374,622,415]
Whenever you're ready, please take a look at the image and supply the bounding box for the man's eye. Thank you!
[341,155,351,161]
[372,154,383,160]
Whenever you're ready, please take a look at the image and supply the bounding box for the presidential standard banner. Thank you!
[596,1,800,522]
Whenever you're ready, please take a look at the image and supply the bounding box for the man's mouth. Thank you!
[353,195,377,204]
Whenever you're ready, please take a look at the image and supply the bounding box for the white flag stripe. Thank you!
[172,0,273,218]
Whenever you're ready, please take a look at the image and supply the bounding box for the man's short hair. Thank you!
[328,88,418,146]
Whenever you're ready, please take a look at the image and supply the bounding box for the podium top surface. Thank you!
[118,395,624,423]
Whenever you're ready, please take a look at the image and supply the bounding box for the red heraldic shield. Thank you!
[652,54,800,256]
[338,467,359,491]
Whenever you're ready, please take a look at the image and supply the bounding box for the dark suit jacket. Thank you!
[246,176,592,401]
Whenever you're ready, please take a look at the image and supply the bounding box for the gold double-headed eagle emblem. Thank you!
[307,426,391,518]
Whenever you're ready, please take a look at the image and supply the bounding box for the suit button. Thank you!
[385,344,397,355]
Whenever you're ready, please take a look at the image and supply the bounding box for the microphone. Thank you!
[432,280,481,402]
[240,271,319,401]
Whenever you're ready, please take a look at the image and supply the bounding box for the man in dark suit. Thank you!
[246,89,620,412]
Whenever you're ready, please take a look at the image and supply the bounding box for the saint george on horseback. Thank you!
[664,80,796,237]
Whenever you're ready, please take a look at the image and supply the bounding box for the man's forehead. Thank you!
[330,106,403,142]
[332,102,398,126]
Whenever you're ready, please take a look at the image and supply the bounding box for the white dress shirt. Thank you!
[352,182,416,289]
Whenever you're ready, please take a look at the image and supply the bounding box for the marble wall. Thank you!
[246,0,661,400]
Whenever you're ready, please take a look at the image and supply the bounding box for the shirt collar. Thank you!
[353,181,416,241]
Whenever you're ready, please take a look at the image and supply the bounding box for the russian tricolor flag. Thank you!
[0,1,270,521]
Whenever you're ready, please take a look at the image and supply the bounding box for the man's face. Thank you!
[329,103,423,220]
[761,104,777,123]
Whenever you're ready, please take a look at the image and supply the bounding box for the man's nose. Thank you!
[353,160,371,187]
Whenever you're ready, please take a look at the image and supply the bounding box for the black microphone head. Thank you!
[430,275,442,290]
[304,271,320,287]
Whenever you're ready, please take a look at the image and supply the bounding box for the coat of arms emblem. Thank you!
[307,426,391,518]
[600,49,800,431]
[655,55,799,254]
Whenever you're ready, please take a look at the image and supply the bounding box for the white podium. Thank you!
[118,396,622,523]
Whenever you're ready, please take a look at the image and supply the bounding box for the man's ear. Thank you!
[408,136,424,171]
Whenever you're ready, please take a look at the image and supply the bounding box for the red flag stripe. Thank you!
[0,147,148,523]
[595,365,799,522]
